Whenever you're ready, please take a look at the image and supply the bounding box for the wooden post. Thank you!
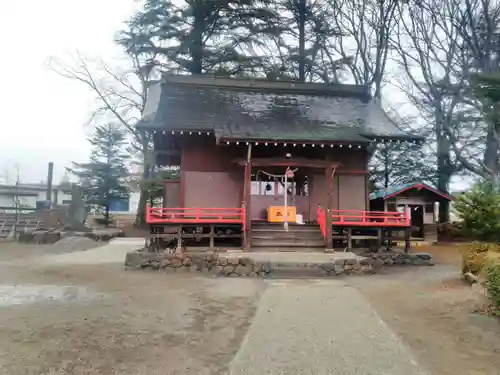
[176,225,183,253]
[404,227,411,253]
[209,225,215,248]
[376,228,382,252]
[346,228,352,250]
[325,165,334,250]
[243,144,252,251]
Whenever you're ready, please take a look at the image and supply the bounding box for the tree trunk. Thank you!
[190,3,205,74]
[105,204,110,227]
[135,139,152,227]
[436,121,451,223]
[298,0,306,82]
[483,118,500,178]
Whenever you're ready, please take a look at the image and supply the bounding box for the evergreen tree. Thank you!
[69,124,130,225]
[119,0,280,76]
[454,180,500,241]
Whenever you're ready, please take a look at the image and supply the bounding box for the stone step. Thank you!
[251,231,324,240]
[251,223,320,230]
[251,238,325,248]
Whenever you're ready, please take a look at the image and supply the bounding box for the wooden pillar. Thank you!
[404,227,411,253]
[243,144,252,251]
[346,228,352,250]
[175,225,183,252]
[209,225,215,248]
[376,228,382,252]
[325,165,334,250]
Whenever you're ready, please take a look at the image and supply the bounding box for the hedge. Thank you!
[461,242,500,314]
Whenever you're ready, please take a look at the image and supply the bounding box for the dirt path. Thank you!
[353,245,500,375]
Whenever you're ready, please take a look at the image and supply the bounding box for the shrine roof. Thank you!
[138,74,423,143]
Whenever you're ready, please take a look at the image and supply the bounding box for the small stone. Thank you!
[385,258,394,265]
[373,259,385,268]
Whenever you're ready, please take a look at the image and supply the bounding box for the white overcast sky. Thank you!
[0,1,470,191]
[0,0,138,184]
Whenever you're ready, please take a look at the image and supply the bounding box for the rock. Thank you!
[240,265,253,276]
[385,258,394,265]
[261,262,272,273]
[359,258,373,266]
[189,264,199,273]
[124,251,143,269]
[160,259,171,268]
[228,257,240,266]
[344,258,358,265]
[321,263,335,273]
[170,260,183,268]
[414,252,432,260]
[218,258,228,266]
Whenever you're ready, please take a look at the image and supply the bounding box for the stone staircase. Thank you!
[250,222,325,249]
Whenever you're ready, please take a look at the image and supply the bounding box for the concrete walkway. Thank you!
[228,280,428,375]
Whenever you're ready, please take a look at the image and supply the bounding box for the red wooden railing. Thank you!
[316,206,409,238]
[330,209,409,226]
[145,204,246,232]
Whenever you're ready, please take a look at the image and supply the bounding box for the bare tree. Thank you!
[390,0,483,221]
[325,0,400,96]
[47,51,157,225]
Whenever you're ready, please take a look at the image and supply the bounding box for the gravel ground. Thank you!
[0,243,266,375]
[0,242,499,375]
[352,245,500,375]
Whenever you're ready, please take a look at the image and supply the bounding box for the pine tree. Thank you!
[69,124,130,225]
[119,0,280,76]
[454,180,500,241]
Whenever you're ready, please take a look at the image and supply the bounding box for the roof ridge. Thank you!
[162,74,371,100]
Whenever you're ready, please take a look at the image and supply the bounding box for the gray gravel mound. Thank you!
[47,236,104,254]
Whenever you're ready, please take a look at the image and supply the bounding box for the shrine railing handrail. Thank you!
[317,207,410,232]
[145,204,246,231]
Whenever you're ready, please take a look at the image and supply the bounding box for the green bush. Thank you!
[453,181,500,241]
[460,242,493,275]
[485,259,500,314]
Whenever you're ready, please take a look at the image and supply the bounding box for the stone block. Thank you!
[228,257,240,266]
[359,258,373,265]
[124,251,143,269]
[218,258,228,266]
[344,258,358,265]
[413,252,432,260]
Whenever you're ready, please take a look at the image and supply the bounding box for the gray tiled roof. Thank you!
[137,75,422,143]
